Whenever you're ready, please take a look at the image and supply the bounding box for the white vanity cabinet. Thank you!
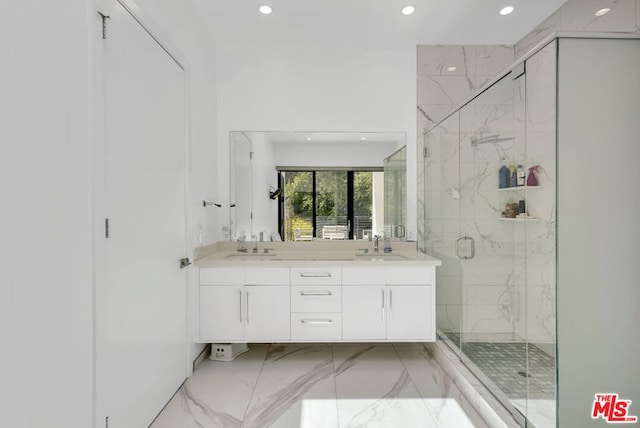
[198,262,436,343]
[290,266,342,341]
[199,267,290,342]
[342,265,435,341]
[244,267,290,341]
[342,267,387,340]
[385,266,435,341]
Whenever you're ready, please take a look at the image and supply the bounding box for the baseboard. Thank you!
[193,343,211,371]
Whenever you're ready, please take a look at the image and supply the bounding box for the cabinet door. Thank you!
[245,285,290,342]
[342,285,386,340]
[199,285,244,342]
[386,285,434,341]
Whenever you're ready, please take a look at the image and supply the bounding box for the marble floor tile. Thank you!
[394,344,488,428]
[241,344,339,428]
[152,343,499,428]
[333,344,440,428]
[151,344,268,428]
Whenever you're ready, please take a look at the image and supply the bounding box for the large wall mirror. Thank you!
[229,131,406,242]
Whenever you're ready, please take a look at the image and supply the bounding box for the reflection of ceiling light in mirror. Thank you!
[595,8,610,16]
[401,5,415,15]
[499,6,514,15]
[360,137,367,141]
[259,5,272,15]
[447,66,457,72]
[306,137,311,141]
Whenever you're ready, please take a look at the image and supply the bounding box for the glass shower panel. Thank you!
[458,72,528,422]
[523,40,558,428]
[383,147,407,239]
[425,113,463,354]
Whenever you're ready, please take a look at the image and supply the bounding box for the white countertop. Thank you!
[194,241,441,267]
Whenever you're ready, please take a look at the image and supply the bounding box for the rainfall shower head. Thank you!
[470,134,515,146]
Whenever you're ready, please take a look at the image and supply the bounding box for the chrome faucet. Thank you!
[252,235,258,253]
[373,235,380,253]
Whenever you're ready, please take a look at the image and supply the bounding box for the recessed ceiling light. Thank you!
[360,137,367,141]
[595,8,610,17]
[306,137,311,141]
[447,66,457,72]
[499,6,514,15]
[259,5,272,15]
[402,5,415,15]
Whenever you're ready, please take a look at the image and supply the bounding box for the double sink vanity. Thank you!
[194,241,441,344]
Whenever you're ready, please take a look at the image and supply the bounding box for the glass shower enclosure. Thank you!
[383,146,407,240]
[420,41,557,427]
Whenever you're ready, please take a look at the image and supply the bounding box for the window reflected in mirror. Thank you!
[280,170,383,241]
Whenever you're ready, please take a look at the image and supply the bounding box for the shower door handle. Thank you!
[456,236,475,260]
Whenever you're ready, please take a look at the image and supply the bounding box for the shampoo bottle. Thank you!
[499,164,509,189]
[509,165,517,187]
[516,164,525,186]
[527,165,540,187]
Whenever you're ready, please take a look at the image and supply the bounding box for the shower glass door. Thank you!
[458,72,528,424]
[424,112,462,355]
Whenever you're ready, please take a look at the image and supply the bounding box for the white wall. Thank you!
[1,0,217,426]
[248,133,279,238]
[273,141,399,168]
[0,1,94,427]
[216,41,418,241]
[128,0,218,367]
[557,37,640,428]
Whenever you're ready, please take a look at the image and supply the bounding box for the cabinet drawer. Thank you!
[245,267,290,285]
[290,267,341,285]
[342,266,386,285]
[291,313,342,341]
[291,285,341,312]
[386,266,434,285]
[200,267,244,285]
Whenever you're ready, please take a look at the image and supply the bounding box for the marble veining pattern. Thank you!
[151,344,490,428]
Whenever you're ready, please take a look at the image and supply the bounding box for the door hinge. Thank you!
[180,257,191,269]
[105,416,109,428]
[423,147,429,158]
[105,218,110,238]
[98,11,110,40]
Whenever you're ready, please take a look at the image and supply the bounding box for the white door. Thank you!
[102,1,187,426]
[386,285,434,340]
[342,285,387,340]
[199,286,245,342]
[245,286,290,342]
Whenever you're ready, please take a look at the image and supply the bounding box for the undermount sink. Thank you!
[224,252,278,259]
[354,253,406,260]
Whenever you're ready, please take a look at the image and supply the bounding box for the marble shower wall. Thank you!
[417,45,515,132]
[515,0,640,58]
[419,0,638,344]
[419,46,558,343]
[417,45,515,253]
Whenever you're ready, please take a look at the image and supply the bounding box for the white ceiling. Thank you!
[190,0,568,46]
[264,131,406,145]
